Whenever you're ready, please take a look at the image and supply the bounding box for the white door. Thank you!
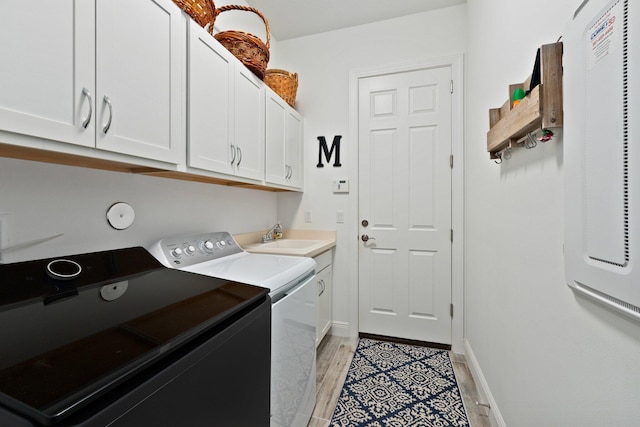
[187,20,235,175]
[358,66,452,344]
[265,91,288,186]
[285,109,303,189]
[233,67,264,181]
[95,0,182,164]
[0,1,95,147]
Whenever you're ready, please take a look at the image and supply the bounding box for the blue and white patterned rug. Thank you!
[330,338,470,426]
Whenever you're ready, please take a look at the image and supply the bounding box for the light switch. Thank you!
[336,210,345,223]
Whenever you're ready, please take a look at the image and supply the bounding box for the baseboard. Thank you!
[464,339,506,427]
[329,321,351,338]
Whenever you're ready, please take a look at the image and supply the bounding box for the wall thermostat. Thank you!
[333,179,349,193]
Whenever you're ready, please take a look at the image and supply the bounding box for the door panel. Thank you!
[0,1,95,147]
[358,66,452,344]
[187,21,234,174]
[233,68,264,180]
[96,0,182,163]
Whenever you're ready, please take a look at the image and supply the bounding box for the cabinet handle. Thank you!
[288,165,293,179]
[102,96,113,134]
[285,165,292,179]
[81,88,93,129]
[236,146,242,166]
[230,144,236,165]
[318,279,325,296]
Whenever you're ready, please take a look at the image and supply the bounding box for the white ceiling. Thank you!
[244,0,467,41]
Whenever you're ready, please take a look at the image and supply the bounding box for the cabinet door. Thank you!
[187,20,234,175]
[95,0,182,164]
[316,265,333,346]
[233,67,264,181]
[265,91,287,186]
[0,1,95,147]
[285,109,303,189]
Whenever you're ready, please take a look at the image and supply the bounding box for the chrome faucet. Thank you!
[262,222,283,243]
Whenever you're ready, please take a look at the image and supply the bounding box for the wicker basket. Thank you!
[172,0,216,34]
[264,69,298,107]
[213,5,270,80]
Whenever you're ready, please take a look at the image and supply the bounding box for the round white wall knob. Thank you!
[106,202,135,230]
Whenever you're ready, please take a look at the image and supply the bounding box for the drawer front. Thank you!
[313,250,332,271]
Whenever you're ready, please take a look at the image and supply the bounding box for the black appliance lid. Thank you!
[0,247,268,425]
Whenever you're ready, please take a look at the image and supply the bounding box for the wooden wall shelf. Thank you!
[487,42,563,159]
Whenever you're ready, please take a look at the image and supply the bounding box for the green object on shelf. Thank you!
[512,87,525,102]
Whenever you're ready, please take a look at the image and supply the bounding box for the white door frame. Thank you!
[348,54,465,353]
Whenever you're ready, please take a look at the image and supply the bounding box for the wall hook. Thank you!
[494,151,503,164]
[525,132,537,149]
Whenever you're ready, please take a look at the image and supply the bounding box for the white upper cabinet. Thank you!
[0,1,95,148]
[265,89,303,190]
[95,0,183,163]
[233,67,265,181]
[0,0,183,164]
[187,20,234,175]
[187,21,264,181]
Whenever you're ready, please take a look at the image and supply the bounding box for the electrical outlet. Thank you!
[304,211,312,223]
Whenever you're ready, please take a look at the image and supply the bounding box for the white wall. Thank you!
[274,6,467,336]
[0,158,277,263]
[465,0,640,426]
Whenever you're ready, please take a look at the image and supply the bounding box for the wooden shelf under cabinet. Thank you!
[486,42,563,159]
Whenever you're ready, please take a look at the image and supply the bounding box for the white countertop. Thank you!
[234,229,336,258]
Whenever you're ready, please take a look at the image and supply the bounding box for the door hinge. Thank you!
[450,154,454,169]
[450,80,454,94]
[450,229,453,243]
[450,303,454,318]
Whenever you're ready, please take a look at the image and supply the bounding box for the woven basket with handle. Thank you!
[171,0,216,34]
[264,69,298,107]
[213,5,270,80]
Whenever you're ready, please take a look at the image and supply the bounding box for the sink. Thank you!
[243,239,332,256]
[259,239,324,249]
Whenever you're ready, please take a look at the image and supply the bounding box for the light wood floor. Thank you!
[308,335,493,427]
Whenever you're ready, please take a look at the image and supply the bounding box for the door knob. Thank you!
[361,219,369,227]
[361,234,375,242]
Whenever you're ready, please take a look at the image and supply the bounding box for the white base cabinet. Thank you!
[265,88,303,190]
[314,250,333,346]
[0,0,184,164]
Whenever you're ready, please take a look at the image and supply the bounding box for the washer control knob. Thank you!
[203,241,215,252]
[216,240,226,249]
[185,245,196,255]
[170,247,183,258]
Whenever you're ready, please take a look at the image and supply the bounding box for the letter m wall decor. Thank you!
[317,135,342,167]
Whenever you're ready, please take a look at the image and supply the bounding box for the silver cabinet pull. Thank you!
[81,88,93,129]
[236,146,242,166]
[230,144,236,165]
[318,279,325,296]
[102,96,113,134]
